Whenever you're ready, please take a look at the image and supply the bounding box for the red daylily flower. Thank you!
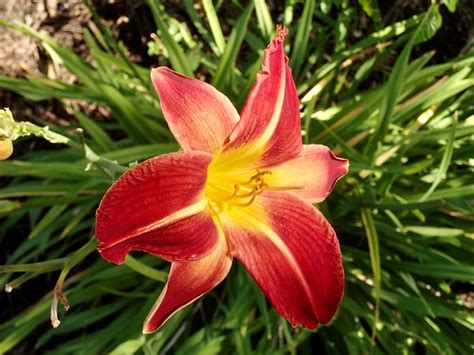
[96,26,349,334]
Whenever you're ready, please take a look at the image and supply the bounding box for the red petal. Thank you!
[265,144,349,203]
[151,67,240,154]
[218,26,301,168]
[258,64,302,167]
[222,191,344,328]
[96,151,218,264]
[143,234,232,333]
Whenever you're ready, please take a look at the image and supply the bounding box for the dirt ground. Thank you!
[0,0,93,126]
[0,0,159,124]
[0,0,90,77]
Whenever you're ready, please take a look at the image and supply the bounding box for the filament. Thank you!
[206,169,273,207]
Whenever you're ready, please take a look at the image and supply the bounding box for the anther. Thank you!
[208,169,274,207]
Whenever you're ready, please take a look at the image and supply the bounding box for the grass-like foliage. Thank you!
[0,1,473,353]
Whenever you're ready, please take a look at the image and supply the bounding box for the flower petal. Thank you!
[221,191,344,328]
[96,151,218,264]
[151,67,240,154]
[265,144,349,203]
[216,26,301,169]
[258,64,302,166]
[143,232,232,333]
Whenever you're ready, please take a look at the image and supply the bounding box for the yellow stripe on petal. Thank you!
[104,199,210,249]
[221,205,312,295]
[215,26,301,170]
[220,191,344,328]
[96,151,219,264]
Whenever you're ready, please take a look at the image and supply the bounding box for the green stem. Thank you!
[4,272,40,292]
[13,121,71,145]
[56,237,98,290]
[12,121,128,176]
[281,320,297,355]
[124,255,167,282]
[0,259,66,273]
[64,237,98,273]
[1,238,96,275]
[51,238,98,327]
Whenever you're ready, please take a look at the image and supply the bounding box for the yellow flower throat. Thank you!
[205,169,272,210]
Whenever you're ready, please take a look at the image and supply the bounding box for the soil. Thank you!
[0,0,91,129]
[0,0,155,127]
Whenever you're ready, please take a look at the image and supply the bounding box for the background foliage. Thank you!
[0,0,473,353]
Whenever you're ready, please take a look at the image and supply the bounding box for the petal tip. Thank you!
[340,159,350,176]
[96,244,126,265]
[151,66,188,85]
[142,323,156,334]
[287,316,319,330]
[264,25,288,53]
[275,24,289,42]
[327,149,349,177]
[332,153,350,177]
[150,66,170,81]
[151,66,169,74]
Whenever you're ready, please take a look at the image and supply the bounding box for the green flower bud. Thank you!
[0,108,14,139]
[0,108,15,159]
[0,138,13,160]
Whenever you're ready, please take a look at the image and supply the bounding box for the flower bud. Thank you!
[0,108,14,138]
[0,139,13,160]
[0,108,15,160]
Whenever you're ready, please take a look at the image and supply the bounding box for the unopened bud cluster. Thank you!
[0,108,14,160]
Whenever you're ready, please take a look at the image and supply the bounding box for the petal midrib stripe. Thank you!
[230,206,317,318]
[257,69,287,146]
[212,70,287,171]
[101,199,209,250]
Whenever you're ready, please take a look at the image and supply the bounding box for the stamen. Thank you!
[207,168,288,207]
[233,190,256,199]
[248,169,272,182]
[206,184,237,202]
[233,193,257,207]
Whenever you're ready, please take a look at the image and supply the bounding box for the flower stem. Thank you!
[2,108,128,176]
[51,237,97,328]
[14,121,128,176]
[0,259,66,273]
[4,272,40,292]
[124,255,167,282]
